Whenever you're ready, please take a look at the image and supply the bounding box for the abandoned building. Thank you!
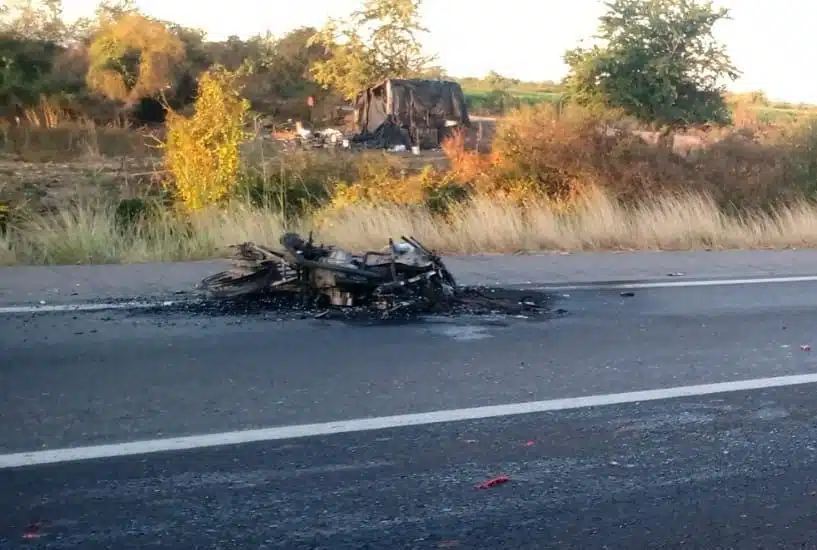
[352,78,471,149]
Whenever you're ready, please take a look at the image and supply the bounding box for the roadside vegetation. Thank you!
[4,0,817,266]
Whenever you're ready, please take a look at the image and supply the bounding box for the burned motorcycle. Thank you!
[198,232,550,317]
[198,233,458,314]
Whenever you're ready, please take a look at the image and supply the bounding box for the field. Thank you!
[464,89,563,115]
[462,86,817,124]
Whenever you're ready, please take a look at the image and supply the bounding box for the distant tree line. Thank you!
[1,0,744,137]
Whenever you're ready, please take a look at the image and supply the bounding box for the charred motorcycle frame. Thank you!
[199,233,547,317]
[198,233,459,314]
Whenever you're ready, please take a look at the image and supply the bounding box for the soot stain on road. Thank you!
[128,287,567,327]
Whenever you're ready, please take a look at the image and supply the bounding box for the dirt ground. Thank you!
[0,154,163,211]
[0,117,499,212]
[393,116,497,170]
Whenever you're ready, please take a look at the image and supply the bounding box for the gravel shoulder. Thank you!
[3,249,817,306]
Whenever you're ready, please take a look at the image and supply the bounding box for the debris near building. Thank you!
[352,79,471,150]
[197,233,547,318]
[264,80,471,153]
[268,119,350,150]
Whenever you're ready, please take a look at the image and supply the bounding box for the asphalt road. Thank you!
[5,277,817,547]
[5,248,817,306]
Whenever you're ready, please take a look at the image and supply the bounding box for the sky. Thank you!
[60,0,817,104]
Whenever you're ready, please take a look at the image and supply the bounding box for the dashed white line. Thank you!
[3,372,817,469]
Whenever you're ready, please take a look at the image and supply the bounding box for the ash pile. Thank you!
[197,233,549,319]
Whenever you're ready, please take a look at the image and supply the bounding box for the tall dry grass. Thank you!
[4,188,817,265]
[0,232,15,265]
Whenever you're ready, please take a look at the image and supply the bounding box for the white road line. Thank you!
[537,274,817,291]
[0,300,180,315]
[3,372,817,469]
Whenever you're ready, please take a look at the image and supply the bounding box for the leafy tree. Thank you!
[202,28,331,116]
[164,22,210,74]
[309,0,436,100]
[0,0,66,41]
[268,27,328,98]
[0,36,58,108]
[0,0,74,112]
[65,0,137,43]
[204,35,253,71]
[418,65,447,79]
[563,0,740,134]
[485,71,517,93]
[163,65,249,210]
[94,0,137,20]
[85,11,185,104]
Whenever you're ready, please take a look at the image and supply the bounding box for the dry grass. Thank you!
[0,232,15,265]
[0,120,156,162]
[4,188,817,266]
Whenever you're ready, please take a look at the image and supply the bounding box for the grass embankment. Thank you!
[5,102,817,266]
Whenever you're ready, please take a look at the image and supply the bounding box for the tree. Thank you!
[308,0,436,100]
[85,12,185,104]
[269,27,328,98]
[65,0,138,43]
[485,71,516,93]
[201,28,332,117]
[0,36,59,108]
[163,66,249,211]
[0,0,66,42]
[0,1,71,111]
[94,0,137,20]
[563,0,740,133]
[419,64,447,79]
[481,71,520,114]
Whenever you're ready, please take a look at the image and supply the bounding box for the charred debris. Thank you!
[197,233,551,319]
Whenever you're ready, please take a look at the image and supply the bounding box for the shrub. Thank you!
[327,158,469,214]
[0,200,9,234]
[163,66,250,210]
[235,148,359,219]
[483,103,610,202]
[114,197,160,230]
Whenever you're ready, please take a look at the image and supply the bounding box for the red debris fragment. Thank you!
[23,522,41,539]
[802,344,812,352]
[475,475,509,489]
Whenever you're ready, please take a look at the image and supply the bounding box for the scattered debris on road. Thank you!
[197,233,552,319]
[475,475,510,489]
[23,521,42,539]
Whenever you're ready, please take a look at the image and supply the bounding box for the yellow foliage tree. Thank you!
[163,66,250,211]
[86,12,185,103]
[309,0,435,100]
